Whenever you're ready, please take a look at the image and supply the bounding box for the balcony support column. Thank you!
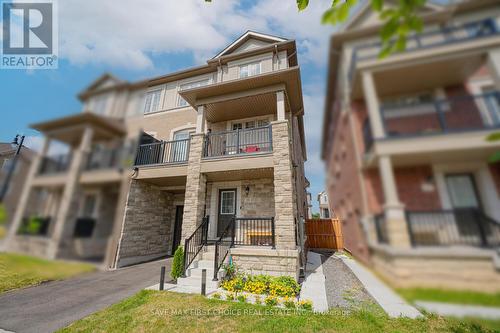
[48,126,94,259]
[4,136,51,249]
[181,134,206,241]
[487,48,500,90]
[196,105,206,134]
[276,91,286,121]
[361,71,385,139]
[378,155,411,248]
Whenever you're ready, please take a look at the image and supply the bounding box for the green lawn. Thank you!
[398,287,500,308]
[58,290,500,333]
[0,253,96,293]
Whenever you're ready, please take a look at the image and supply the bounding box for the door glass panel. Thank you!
[220,191,235,214]
[446,175,479,208]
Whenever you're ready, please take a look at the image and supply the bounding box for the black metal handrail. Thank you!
[182,216,209,277]
[203,125,272,158]
[349,18,499,84]
[213,217,235,281]
[405,208,500,247]
[135,138,190,166]
[39,154,71,174]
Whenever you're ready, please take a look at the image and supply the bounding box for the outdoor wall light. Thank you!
[245,185,250,196]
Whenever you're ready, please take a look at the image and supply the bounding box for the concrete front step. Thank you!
[177,275,220,289]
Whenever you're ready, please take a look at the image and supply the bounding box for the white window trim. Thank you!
[220,190,236,215]
[169,124,196,141]
[238,61,262,79]
[176,76,212,107]
[468,77,497,126]
[226,115,274,131]
[144,87,165,114]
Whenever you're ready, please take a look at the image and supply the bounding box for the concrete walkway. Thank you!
[337,253,421,318]
[415,301,500,320]
[300,251,329,312]
[0,258,171,333]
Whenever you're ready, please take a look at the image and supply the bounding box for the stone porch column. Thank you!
[487,48,500,91]
[48,126,94,259]
[181,133,206,241]
[361,71,385,139]
[4,136,51,248]
[378,155,411,247]
[271,120,296,249]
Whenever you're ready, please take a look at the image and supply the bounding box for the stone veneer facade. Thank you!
[271,120,297,249]
[182,133,207,240]
[115,180,174,267]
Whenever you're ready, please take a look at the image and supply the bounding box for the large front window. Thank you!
[144,89,162,114]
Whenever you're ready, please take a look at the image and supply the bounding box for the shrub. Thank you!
[236,294,247,303]
[243,280,267,295]
[254,295,262,305]
[223,262,238,280]
[264,296,278,306]
[269,281,296,298]
[275,276,301,295]
[211,292,222,300]
[170,246,184,280]
[297,299,313,311]
[226,292,236,301]
[283,297,296,309]
[0,204,6,225]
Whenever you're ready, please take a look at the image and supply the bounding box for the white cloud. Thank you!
[55,0,334,69]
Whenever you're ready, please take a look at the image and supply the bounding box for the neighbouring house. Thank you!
[306,191,313,219]
[5,31,309,281]
[322,0,500,292]
[317,190,331,219]
[0,142,35,229]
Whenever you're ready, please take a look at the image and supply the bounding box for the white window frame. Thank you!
[220,190,236,215]
[177,79,210,107]
[144,89,163,114]
[239,61,261,79]
[228,115,272,131]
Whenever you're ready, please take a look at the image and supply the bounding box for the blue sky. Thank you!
[0,0,336,213]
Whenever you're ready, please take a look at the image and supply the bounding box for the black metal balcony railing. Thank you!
[203,126,272,158]
[381,92,500,138]
[85,147,124,170]
[39,154,71,175]
[349,18,499,84]
[135,139,190,166]
[374,209,500,248]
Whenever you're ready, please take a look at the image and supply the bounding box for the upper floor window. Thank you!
[92,95,109,115]
[144,89,162,114]
[239,61,261,78]
[178,80,209,107]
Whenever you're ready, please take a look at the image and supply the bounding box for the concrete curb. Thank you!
[415,301,500,319]
[337,254,422,319]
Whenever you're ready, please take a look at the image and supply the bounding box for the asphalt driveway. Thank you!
[0,258,171,333]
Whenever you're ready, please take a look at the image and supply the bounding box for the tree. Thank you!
[0,204,6,225]
[487,132,500,163]
[312,212,320,219]
[297,0,427,57]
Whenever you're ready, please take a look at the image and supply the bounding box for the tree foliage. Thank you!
[0,204,6,225]
[297,0,427,57]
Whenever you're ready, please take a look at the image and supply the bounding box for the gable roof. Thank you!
[342,0,444,32]
[212,30,288,59]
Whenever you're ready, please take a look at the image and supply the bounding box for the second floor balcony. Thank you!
[203,125,272,158]
[135,138,190,166]
[39,154,72,175]
[363,91,500,151]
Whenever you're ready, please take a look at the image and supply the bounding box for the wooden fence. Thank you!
[305,218,344,250]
